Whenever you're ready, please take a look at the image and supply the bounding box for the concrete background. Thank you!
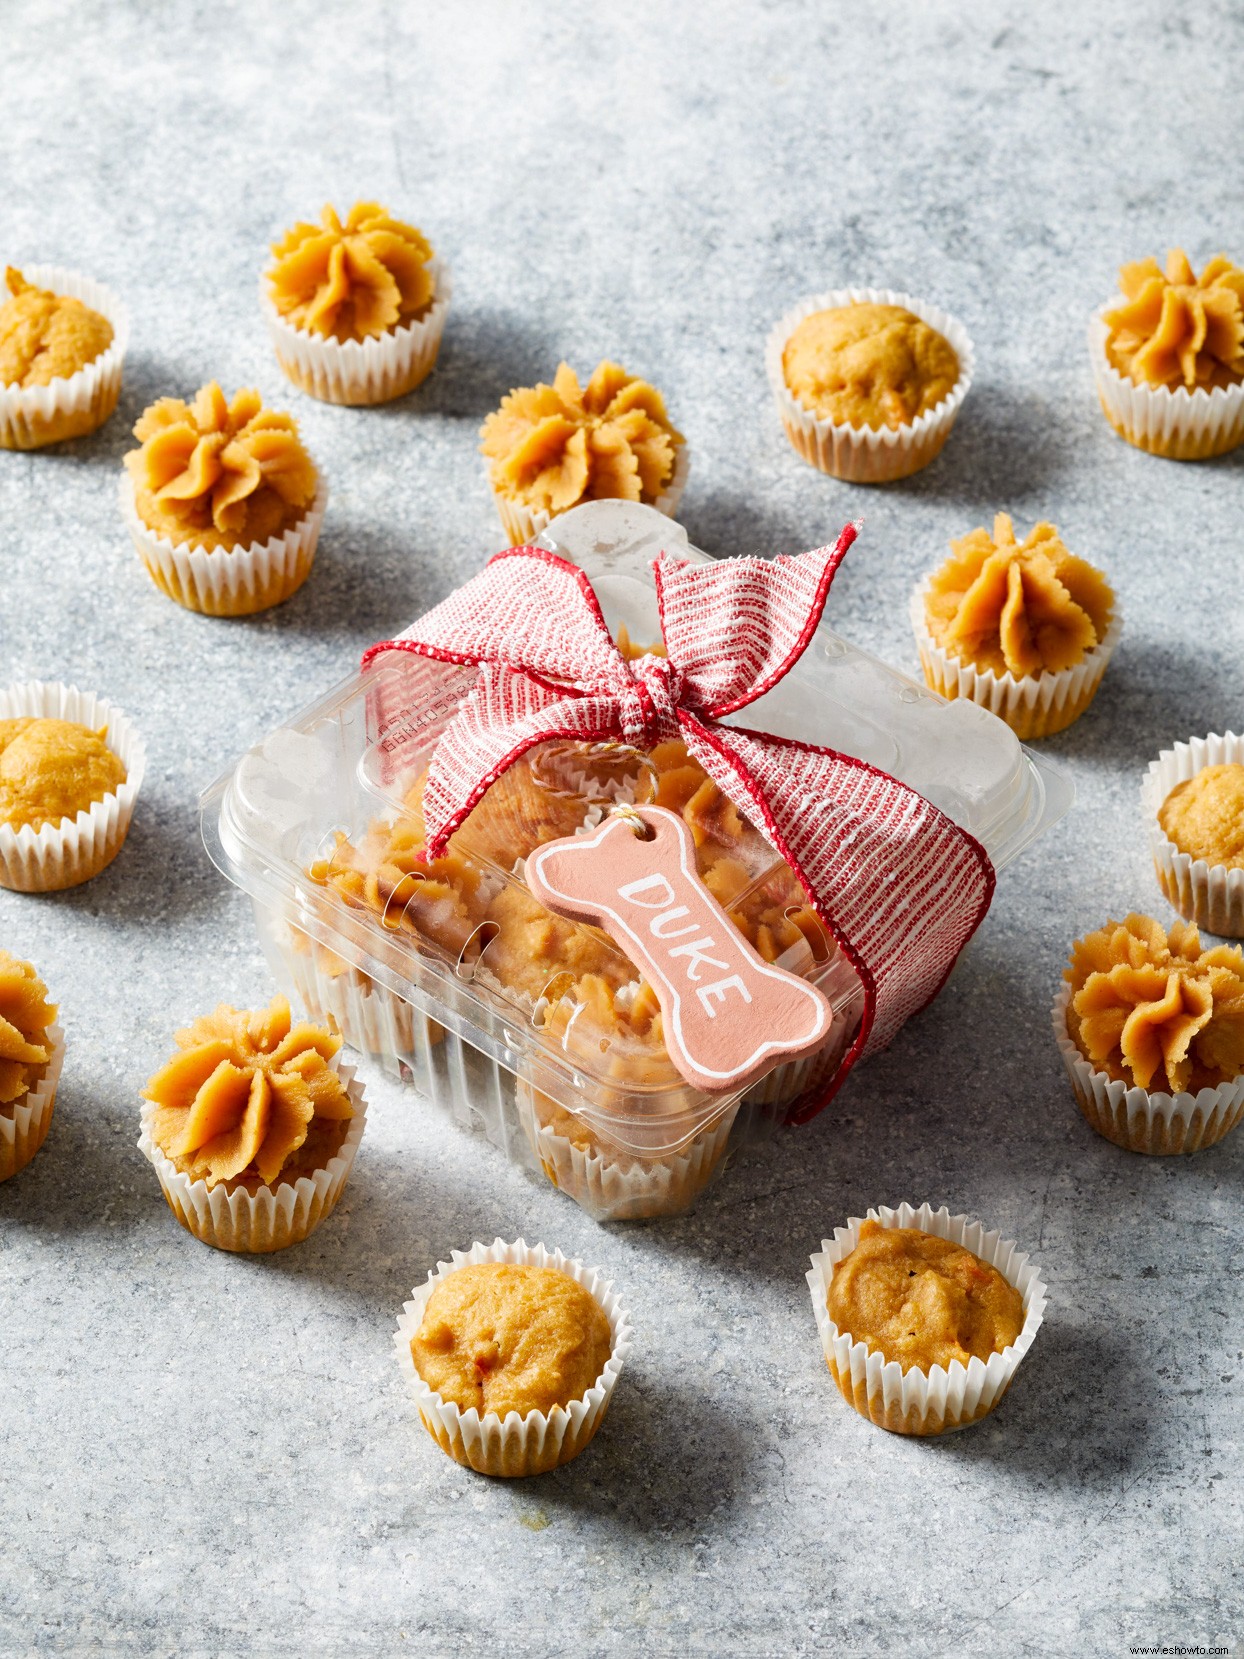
[2,2,1241,1655]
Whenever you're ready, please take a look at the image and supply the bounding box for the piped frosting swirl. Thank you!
[0,951,56,1107]
[268,202,436,343]
[1104,250,1244,392]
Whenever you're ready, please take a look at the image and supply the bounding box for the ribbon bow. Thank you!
[362,529,994,1117]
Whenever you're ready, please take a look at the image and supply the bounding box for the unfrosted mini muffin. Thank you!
[121,382,326,616]
[913,513,1118,739]
[138,994,366,1251]
[0,950,63,1181]
[1054,912,1244,1154]
[0,265,127,449]
[1090,249,1244,459]
[479,360,688,544]
[263,201,450,405]
[1148,744,1244,938]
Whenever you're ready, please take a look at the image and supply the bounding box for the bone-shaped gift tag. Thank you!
[525,805,833,1093]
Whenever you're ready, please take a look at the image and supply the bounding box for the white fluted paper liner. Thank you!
[394,1237,633,1476]
[0,1021,64,1181]
[492,440,690,547]
[120,471,327,617]
[807,1202,1046,1436]
[1088,307,1244,461]
[0,265,129,450]
[0,681,145,892]
[284,934,428,1067]
[910,579,1122,741]
[1052,983,1244,1155]
[515,1080,737,1221]
[1142,731,1244,938]
[261,257,451,407]
[137,1060,367,1252]
[766,288,974,483]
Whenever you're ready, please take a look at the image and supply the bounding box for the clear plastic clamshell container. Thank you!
[201,501,1072,1222]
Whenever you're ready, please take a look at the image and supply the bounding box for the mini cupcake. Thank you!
[807,1203,1046,1435]
[479,360,688,545]
[766,288,973,483]
[0,680,145,892]
[0,951,64,1181]
[1054,912,1244,1155]
[1089,250,1244,459]
[394,1238,632,1476]
[912,513,1120,740]
[262,202,450,405]
[1144,734,1244,938]
[138,994,366,1252]
[0,264,128,450]
[120,382,326,616]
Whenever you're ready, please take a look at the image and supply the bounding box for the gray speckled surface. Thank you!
[2,3,1243,1655]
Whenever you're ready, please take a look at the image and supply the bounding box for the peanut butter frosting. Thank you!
[124,382,319,552]
[268,202,436,343]
[1159,764,1244,871]
[1066,913,1244,1094]
[411,1262,613,1418]
[827,1220,1024,1374]
[480,361,683,515]
[924,513,1114,679]
[782,303,959,430]
[0,267,113,388]
[142,995,354,1189]
[0,717,125,833]
[1104,251,1244,392]
[0,951,56,1109]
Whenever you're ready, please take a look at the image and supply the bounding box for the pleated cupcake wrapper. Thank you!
[515,1079,737,1221]
[120,472,327,617]
[491,440,690,547]
[1088,308,1244,461]
[1141,731,1244,938]
[284,937,429,1066]
[393,1237,633,1477]
[909,580,1121,741]
[0,681,146,892]
[1052,983,1244,1155]
[766,287,974,483]
[136,1061,367,1252]
[261,257,451,406]
[0,1021,64,1182]
[0,265,129,450]
[807,1202,1047,1437]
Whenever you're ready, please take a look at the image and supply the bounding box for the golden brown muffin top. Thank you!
[480,361,683,515]
[124,382,318,553]
[827,1220,1023,1374]
[1104,251,1244,392]
[0,717,125,833]
[268,202,436,343]
[1159,764,1244,871]
[0,267,113,389]
[0,951,56,1109]
[782,302,959,430]
[142,995,354,1189]
[1066,913,1244,1094]
[924,513,1114,679]
[411,1262,613,1418]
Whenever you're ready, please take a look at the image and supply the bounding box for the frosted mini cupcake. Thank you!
[0,951,64,1181]
[0,264,128,449]
[1144,733,1244,938]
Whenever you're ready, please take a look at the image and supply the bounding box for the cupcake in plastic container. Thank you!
[0,680,145,892]
[138,994,366,1252]
[807,1203,1046,1435]
[0,952,64,1181]
[480,359,688,545]
[1089,249,1244,460]
[0,264,128,449]
[262,201,450,406]
[120,381,326,617]
[911,513,1120,740]
[1143,733,1244,938]
[1054,912,1244,1155]
[766,288,973,483]
[394,1238,632,1476]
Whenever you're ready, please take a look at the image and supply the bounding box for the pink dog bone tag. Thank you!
[524,804,834,1093]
